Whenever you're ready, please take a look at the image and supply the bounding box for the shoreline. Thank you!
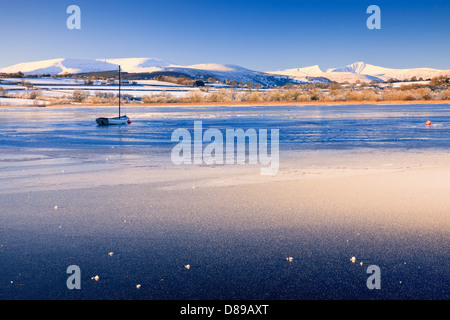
[1,99,450,108]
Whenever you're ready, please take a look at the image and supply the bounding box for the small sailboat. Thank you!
[96,65,131,126]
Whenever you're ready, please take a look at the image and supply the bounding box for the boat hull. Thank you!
[96,116,129,126]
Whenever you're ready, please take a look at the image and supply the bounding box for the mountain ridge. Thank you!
[1,58,449,84]
[269,61,450,83]
[0,57,305,87]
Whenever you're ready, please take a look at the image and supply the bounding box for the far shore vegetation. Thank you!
[1,71,449,106]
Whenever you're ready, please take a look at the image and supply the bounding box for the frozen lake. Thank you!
[1,103,450,194]
[1,103,450,151]
[0,104,449,301]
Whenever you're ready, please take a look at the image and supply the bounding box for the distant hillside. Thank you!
[269,61,450,83]
[2,58,449,85]
[0,58,118,75]
[0,58,303,87]
[328,61,450,81]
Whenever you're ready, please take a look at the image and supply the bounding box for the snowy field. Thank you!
[0,77,204,105]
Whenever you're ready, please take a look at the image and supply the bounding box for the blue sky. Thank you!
[0,0,449,70]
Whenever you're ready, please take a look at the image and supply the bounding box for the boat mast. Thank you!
[118,65,121,118]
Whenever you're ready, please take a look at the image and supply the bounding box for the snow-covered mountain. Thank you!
[1,58,449,84]
[287,65,324,76]
[0,58,174,75]
[102,58,175,73]
[0,58,302,87]
[0,58,120,75]
[268,65,382,83]
[269,61,450,83]
[328,61,450,81]
[167,63,303,86]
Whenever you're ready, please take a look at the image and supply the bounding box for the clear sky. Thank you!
[0,0,449,71]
